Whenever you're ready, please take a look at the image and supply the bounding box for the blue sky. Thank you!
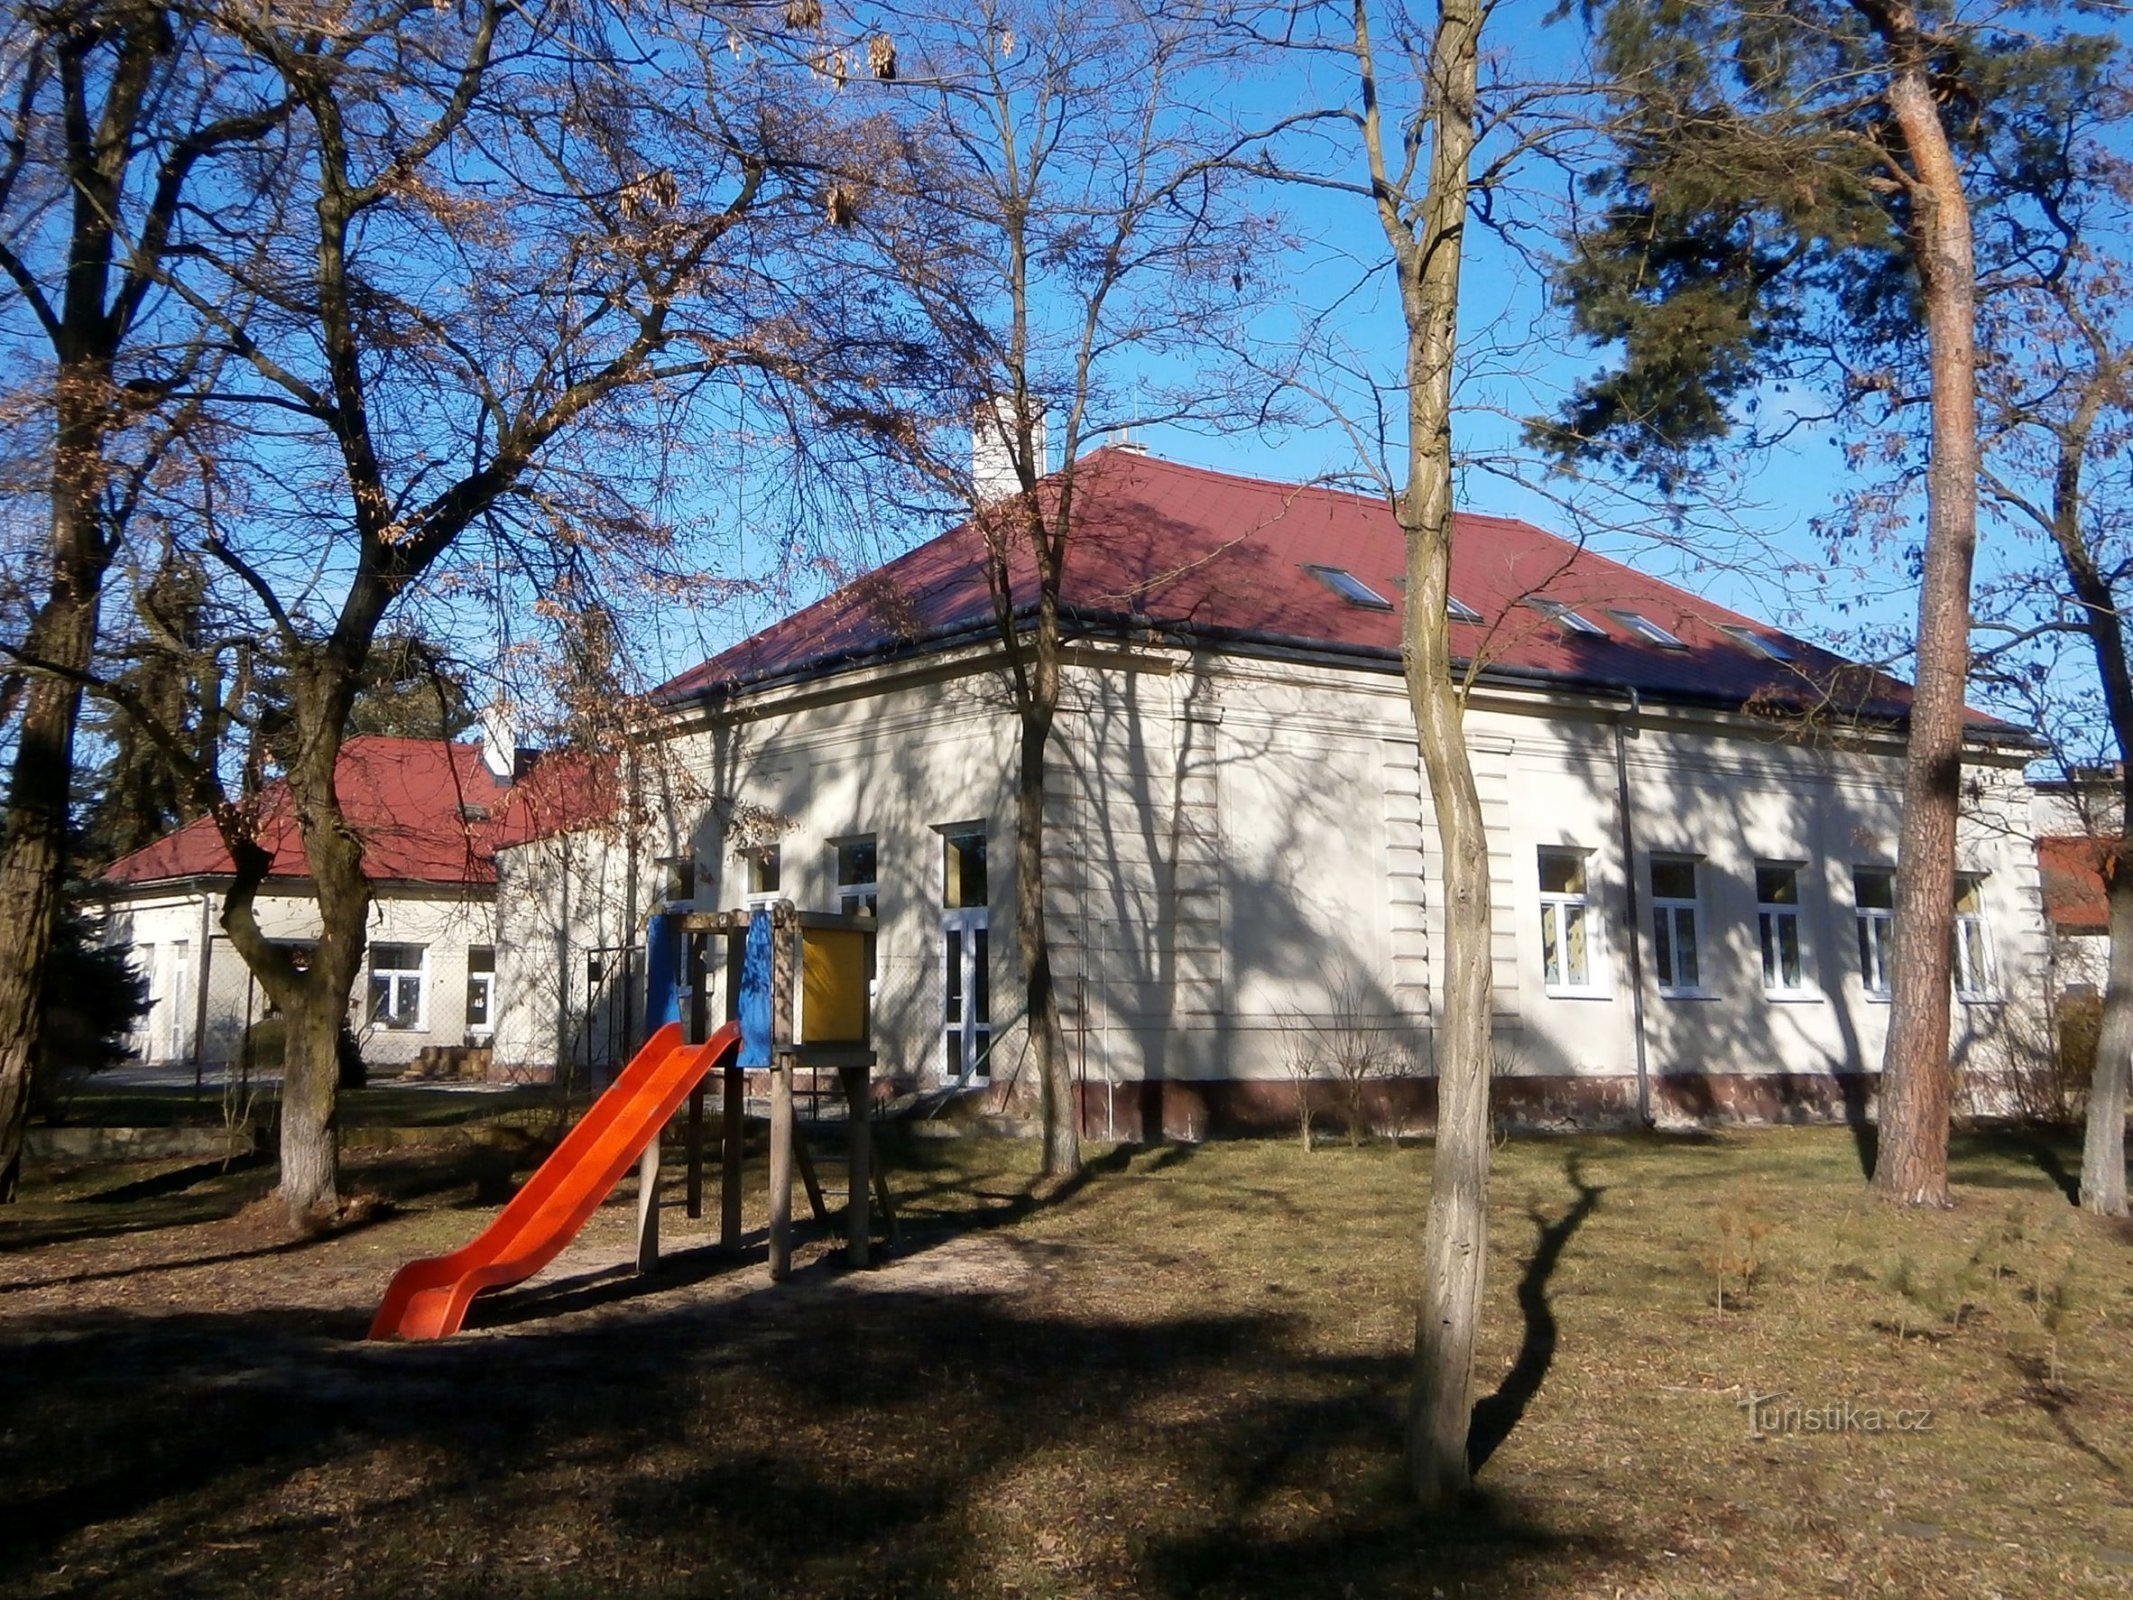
[623,0,2131,755]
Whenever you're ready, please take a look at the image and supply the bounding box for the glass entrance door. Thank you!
[940,826,990,1081]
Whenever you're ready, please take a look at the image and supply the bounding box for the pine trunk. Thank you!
[2083,859,2133,1215]
[1869,31,1978,1210]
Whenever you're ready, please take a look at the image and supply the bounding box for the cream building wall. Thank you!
[99,885,497,1070]
[492,636,2049,1132]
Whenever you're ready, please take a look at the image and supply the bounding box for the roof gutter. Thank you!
[673,608,2039,752]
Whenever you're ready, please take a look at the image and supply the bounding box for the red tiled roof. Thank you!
[2038,836,2113,935]
[658,449,1987,729]
[99,736,617,891]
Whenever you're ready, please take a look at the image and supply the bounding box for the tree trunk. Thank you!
[2033,364,2133,1217]
[213,678,372,1224]
[1018,620,1079,1176]
[277,982,346,1221]
[1357,0,1491,1507]
[1868,23,1978,1210]
[0,423,114,1200]
[2084,858,2133,1215]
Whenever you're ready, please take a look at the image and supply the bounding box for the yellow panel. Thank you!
[800,928,869,1044]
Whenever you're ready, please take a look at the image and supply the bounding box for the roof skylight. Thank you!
[1525,598,1607,637]
[1304,564,1393,610]
[1608,610,1689,649]
[1721,625,1796,662]
[1389,578,1485,622]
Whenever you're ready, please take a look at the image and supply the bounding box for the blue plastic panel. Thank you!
[644,912,682,1033]
[738,907,773,1068]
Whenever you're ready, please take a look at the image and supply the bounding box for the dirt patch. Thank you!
[1,1128,2129,1599]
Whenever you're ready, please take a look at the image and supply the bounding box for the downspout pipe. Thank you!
[1612,686,1655,1129]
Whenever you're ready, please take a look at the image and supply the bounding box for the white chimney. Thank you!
[972,396,1046,505]
[479,698,517,784]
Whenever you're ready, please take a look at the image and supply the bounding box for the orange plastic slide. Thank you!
[367,1019,742,1341]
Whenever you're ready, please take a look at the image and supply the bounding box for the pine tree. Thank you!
[1535,0,2116,1207]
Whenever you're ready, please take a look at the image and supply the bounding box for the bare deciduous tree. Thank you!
[1967,91,2133,1216]
[0,0,287,1197]
[815,0,1279,1176]
[42,0,890,1223]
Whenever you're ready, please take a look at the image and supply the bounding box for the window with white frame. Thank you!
[1649,857,1704,995]
[465,946,495,1039]
[169,940,192,1058]
[835,836,878,917]
[1756,864,1807,993]
[368,942,427,1030]
[1853,867,1894,997]
[1538,847,1599,992]
[1954,874,1995,999]
[131,942,156,1053]
[745,846,782,902]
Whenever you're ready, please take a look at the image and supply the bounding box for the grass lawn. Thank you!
[0,1123,2128,1598]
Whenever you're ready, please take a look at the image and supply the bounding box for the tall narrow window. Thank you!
[1649,858,1703,995]
[130,942,156,1054]
[1538,847,1596,992]
[1954,874,1995,999]
[1854,867,1894,997]
[369,943,427,1030]
[169,940,192,1058]
[465,946,495,1040]
[1756,865,1806,993]
[835,836,878,917]
[941,826,990,1079]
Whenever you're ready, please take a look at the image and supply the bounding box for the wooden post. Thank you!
[720,1063,744,1250]
[686,929,707,1220]
[685,1084,705,1220]
[872,1161,898,1244]
[767,904,796,1280]
[635,1139,661,1274]
[794,1131,830,1226]
[768,1056,794,1280]
[843,1064,871,1267]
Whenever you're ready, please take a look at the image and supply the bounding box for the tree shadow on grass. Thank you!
[0,1278,1605,1600]
[73,1152,271,1206]
[1468,1155,1607,1474]
[400,1136,1153,1334]
[1951,1126,2082,1205]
